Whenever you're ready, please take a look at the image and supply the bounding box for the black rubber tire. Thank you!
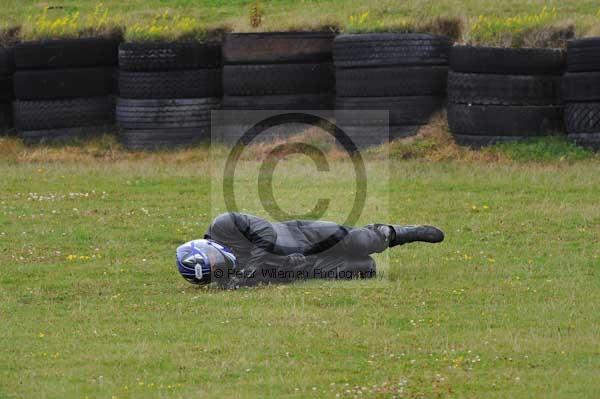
[447,103,564,136]
[336,66,447,97]
[14,96,115,130]
[14,67,116,100]
[223,63,333,96]
[20,125,112,145]
[0,102,13,129]
[223,32,334,64]
[452,134,541,148]
[562,72,600,102]
[0,47,14,75]
[450,46,565,75]
[335,96,443,126]
[567,38,600,72]
[447,72,560,106]
[333,33,452,68]
[119,69,221,99]
[0,76,13,100]
[14,38,120,70]
[120,128,210,150]
[119,41,221,71]
[568,133,600,151]
[222,94,333,110]
[564,102,600,134]
[116,98,219,129]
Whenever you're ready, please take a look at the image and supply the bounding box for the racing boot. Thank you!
[388,225,444,247]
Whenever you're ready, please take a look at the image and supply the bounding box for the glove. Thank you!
[284,253,306,270]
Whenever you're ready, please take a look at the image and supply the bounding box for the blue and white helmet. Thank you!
[176,239,237,285]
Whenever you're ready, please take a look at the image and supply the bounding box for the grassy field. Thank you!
[1,133,599,398]
[0,0,600,44]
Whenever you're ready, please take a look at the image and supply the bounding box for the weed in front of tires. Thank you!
[249,0,263,29]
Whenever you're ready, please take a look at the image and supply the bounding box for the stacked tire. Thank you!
[447,46,565,147]
[117,42,222,150]
[13,38,119,144]
[221,32,335,143]
[0,47,13,133]
[333,33,451,147]
[563,38,600,151]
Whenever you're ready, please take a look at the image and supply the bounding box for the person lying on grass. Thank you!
[176,212,444,289]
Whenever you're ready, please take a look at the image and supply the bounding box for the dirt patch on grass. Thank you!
[383,113,508,163]
[0,26,21,46]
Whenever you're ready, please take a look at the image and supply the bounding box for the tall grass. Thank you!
[466,7,574,47]
[125,10,216,42]
[20,4,122,41]
[345,12,463,39]
[16,5,230,42]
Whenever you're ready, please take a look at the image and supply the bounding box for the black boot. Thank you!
[389,225,444,247]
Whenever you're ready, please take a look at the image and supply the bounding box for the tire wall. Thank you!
[447,45,566,148]
[13,38,120,144]
[333,33,452,147]
[5,33,600,153]
[13,38,119,144]
[0,47,14,132]
[117,42,222,150]
[221,32,335,144]
[563,38,600,151]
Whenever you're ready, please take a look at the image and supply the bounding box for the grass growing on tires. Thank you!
[465,7,575,47]
[124,11,230,42]
[2,0,600,44]
[344,13,463,39]
[20,4,123,41]
[1,135,599,398]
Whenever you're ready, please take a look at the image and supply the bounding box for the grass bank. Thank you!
[1,0,600,45]
[1,135,599,397]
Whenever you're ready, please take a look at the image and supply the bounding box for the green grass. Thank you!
[490,136,594,162]
[1,0,600,44]
[1,139,599,398]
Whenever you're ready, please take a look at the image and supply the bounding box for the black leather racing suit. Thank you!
[205,212,389,285]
